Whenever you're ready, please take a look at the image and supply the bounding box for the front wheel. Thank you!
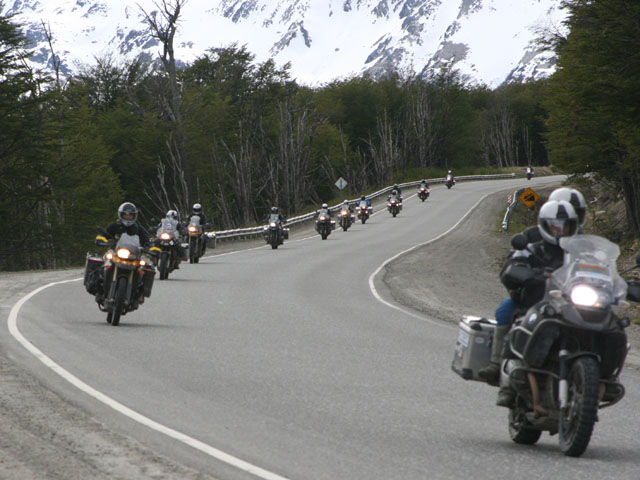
[361,217,366,224]
[159,252,169,280]
[392,210,397,217]
[111,277,128,326]
[559,356,600,457]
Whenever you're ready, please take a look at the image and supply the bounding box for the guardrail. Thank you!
[209,173,516,242]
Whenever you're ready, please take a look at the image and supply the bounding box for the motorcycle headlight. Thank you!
[270,222,277,227]
[570,285,600,307]
[160,232,171,240]
[117,248,132,259]
[188,226,197,233]
[319,216,326,221]
[105,251,114,261]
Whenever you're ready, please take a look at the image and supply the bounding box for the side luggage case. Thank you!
[451,315,496,381]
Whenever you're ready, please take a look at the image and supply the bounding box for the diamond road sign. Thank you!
[335,177,348,190]
[519,187,539,208]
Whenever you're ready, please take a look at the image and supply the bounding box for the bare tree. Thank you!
[367,110,401,183]
[138,0,186,123]
[144,136,190,218]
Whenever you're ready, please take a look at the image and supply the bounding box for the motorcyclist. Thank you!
[445,170,455,185]
[341,200,354,213]
[188,203,209,254]
[518,187,587,245]
[266,206,286,225]
[357,195,371,208]
[418,179,430,194]
[316,203,332,219]
[478,200,580,406]
[105,202,150,247]
[154,209,186,268]
[387,189,400,202]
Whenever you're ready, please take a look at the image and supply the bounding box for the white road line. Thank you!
[368,192,492,325]
[8,280,291,480]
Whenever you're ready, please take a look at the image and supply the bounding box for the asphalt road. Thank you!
[8,175,640,480]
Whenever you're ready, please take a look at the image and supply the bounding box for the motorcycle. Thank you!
[525,167,534,180]
[418,185,430,202]
[315,212,335,240]
[187,215,208,263]
[263,213,288,249]
[356,203,371,224]
[152,218,187,280]
[458,234,640,456]
[388,197,401,217]
[84,228,156,326]
[445,174,455,189]
[338,207,355,231]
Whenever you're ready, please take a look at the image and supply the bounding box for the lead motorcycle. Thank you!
[486,234,640,456]
[84,228,156,326]
[525,167,534,180]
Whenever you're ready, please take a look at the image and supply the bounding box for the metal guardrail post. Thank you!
[502,188,525,231]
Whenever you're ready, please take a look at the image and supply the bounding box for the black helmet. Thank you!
[192,203,202,215]
[549,188,587,229]
[392,190,398,196]
[538,200,578,245]
[361,195,366,200]
[271,206,278,213]
[166,210,178,221]
[118,202,138,227]
[394,184,399,189]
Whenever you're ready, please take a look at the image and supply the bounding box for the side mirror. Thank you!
[627,281,640,302]
[511,233,529,251]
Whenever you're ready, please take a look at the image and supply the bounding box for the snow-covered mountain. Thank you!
[2,0,567,87]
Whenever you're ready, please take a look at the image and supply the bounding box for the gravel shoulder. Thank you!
[0,193,638,478]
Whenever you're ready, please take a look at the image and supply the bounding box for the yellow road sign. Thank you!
[519,187,539,208]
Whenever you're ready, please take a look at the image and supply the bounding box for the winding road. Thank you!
[8,176,640,480]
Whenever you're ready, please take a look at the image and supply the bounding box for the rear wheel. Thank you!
[111,277,127,326]
[559,356,600,457]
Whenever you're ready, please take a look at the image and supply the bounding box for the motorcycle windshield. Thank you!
[555,234,627,302]
[268,214,281,223]
[358,202,367,209]
[116,233,141,258]
[157,218,178,237]
[189,215,201,227]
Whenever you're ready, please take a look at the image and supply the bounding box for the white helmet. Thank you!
[549,188,586,229]
[538,200,579,245]
[321,203,328,209]
[166,210,178,221]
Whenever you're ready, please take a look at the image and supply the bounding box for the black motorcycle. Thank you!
[84,229,156,326]
[356,203,371,224]
[315,212,335,240]
[500,234,640,456]
[187,215,207,263]
[445,174,455,189]
[152,218,186,280]
[338,207,355,231]
[263,213,288,249]
[388,197,401,217]
[418,185,430,202]
[525,167,534,180]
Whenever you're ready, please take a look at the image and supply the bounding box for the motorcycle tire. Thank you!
[392,210,397,217]
[343,224,348,231]
[508,404,542,445]
[189,239,196,264]
[159,252,169,280]
[559,356,600,457]
[321,233,328,240]
[421,197,425,202]
[361,217,366,224]
[111,277,127,326]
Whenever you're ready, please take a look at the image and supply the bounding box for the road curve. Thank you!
[9,176,640,480]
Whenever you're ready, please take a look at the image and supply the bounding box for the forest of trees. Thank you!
[1,0,638,270]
